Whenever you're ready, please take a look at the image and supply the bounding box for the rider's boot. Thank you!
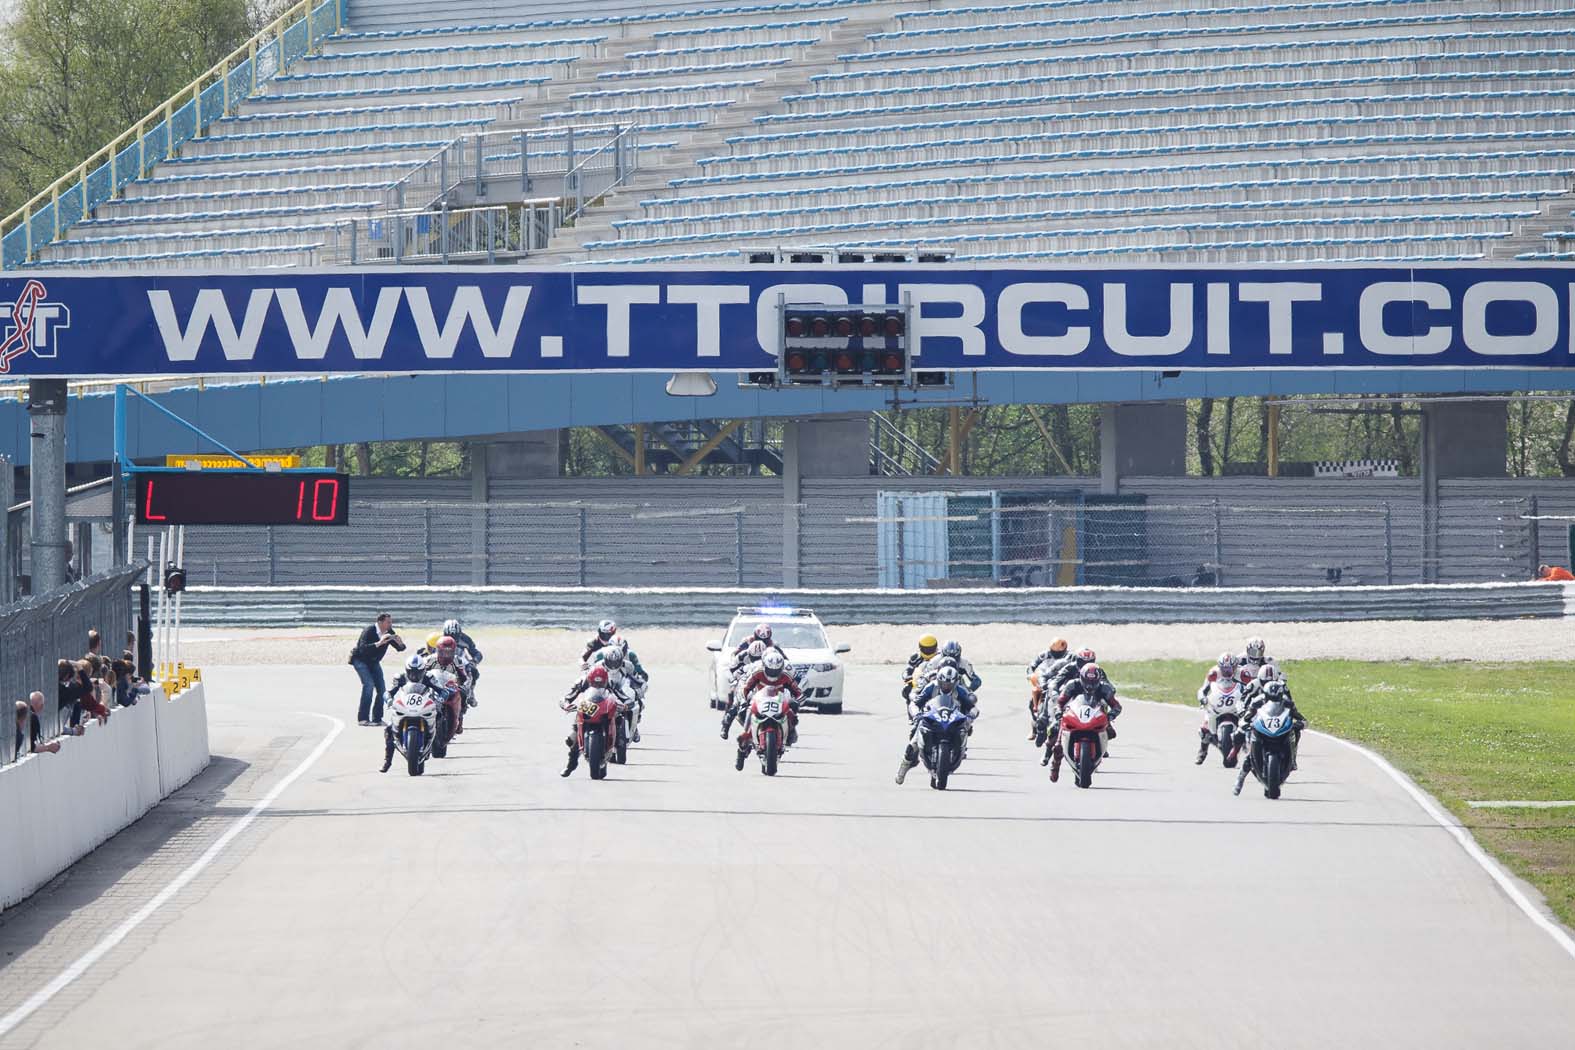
[1195,729,1210,765]
[1233,758,1251,796]
[720,703,739,739]
[380,728,395,773]
[1049,744,1063,783]
[632,705,642,744]
[895,745,918,785]
[561,737,580,777]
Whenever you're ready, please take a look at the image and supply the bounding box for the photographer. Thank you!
[350,613,405,726]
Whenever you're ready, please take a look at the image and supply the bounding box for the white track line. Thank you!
[0,713,345,1040]
[1313,730,1575,962]
[1467,800,1575,810]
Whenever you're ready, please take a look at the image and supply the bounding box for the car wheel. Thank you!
[817,703,843,715]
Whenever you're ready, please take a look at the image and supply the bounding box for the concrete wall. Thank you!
[0,683,210,911]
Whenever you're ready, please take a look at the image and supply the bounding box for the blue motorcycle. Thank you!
[917,696,970,790]
[1238,699,1297,799]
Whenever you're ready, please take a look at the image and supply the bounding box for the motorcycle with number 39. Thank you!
[564,690,620,781]
[736,684,790,775]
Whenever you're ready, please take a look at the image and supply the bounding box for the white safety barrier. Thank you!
[0,683,210,911]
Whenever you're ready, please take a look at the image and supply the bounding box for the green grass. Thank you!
[1111,659,1575,929]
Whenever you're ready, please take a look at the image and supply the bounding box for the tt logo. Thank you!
[0,279,71,373]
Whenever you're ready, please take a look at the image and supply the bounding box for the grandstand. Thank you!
[18,0,1575,270]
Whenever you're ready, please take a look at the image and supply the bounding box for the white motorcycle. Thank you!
[1197,679,1245,768]
[386,684,440,777]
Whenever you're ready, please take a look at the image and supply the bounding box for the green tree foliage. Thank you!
[0,0,254,214]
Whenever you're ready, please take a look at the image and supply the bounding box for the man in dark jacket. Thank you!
[351,614,405,726]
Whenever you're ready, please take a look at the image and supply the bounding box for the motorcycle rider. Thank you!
[1233,679,1307,794]
[582,619,620,662]
[380,654,451,773]
[732,623,785,661]
[560,665,624,777]
[1048,663,1122,783]
[900,634,941,702]
[896,664,976,785]
[1026,637,1070,741]
[1197,652,1253,703]
[1051,647,1099,692]
[935,640,983,691]
[735,649,804,755]
[721,639,769,738]
[1238,637,1271,677]
[442,618,482,705]
[424,636,471,735]
[589,643,648,744]
[1025,636,1071,677]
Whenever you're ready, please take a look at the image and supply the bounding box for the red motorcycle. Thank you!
[427,666,464,758]
[567,689,620,780]
[735,684,791,776]
[1057,697,1111,789]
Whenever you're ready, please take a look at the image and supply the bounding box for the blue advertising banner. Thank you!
[2,265,1574,376]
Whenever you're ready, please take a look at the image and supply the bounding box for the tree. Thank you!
[0,0,253,215]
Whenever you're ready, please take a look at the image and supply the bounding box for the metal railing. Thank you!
[332,201,563,265]
[0,0,347,268]
[870,412,942,476]
[176,580,1569,631]
[0,564,144,766]
[387,123,640,215]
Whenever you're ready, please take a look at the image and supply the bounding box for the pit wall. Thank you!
[0,683,211,910]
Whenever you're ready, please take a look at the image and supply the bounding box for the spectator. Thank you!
[58,659,89,734]
[350,613,405,726]
[1535,564,1575,581]
[63,659,108,728]
[63,541,82,583]
[13,692,59,758]
[112,656,147,707]
[86,629,103,658]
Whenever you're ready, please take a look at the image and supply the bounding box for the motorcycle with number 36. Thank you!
[1198,679,1245,768]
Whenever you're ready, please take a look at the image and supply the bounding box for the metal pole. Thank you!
[519,133,530,194]
[1211,498,1223,587]
[156,528,169,674]
[0,455,11,603]
[424,505,433,585]
[28,379,68,593]
[735,510,745,587]
[577,507,587,587]
[1526,494,1540,579]
[172,525,185,672]
[112,384,127,566]
[1383,501,1394,585]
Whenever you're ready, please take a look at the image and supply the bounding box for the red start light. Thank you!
[881,351,905,373]
[810,316,831,337]
[834,350,858,373]
[834,315,855,338]
[784,349,808,373]
[785,316,805,338]
[884,313,905,337]
[858,314,879,337]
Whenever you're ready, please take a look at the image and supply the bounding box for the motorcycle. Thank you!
[427,667,462,758]
[565,690,620,780]
[387,684,439,777]
[736,684,791,775]
[1199,680,1245,768]
[1058,697,1110,789]
[1238,698,1297,799]
[915,693,970,790]
[607,669,635,765]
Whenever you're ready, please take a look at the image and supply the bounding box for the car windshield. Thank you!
[724,621,828,649]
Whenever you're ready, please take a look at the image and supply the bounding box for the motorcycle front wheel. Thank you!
[614,719,629,765]
[403,726,424,777]
[761,728,780,776]
[587,728,607,780]
[932,742,951,789]
[1263,750,1283,799]
[1075,741,1095,788]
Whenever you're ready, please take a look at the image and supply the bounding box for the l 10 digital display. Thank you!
[135,471,350,526]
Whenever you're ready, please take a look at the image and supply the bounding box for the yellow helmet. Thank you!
[918,634,939,657]
[426,632,442,650]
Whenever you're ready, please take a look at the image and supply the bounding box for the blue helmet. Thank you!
[942,640,962,660]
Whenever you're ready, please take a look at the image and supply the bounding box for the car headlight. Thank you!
[808,662,838,673]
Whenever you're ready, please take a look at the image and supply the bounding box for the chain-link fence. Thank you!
[170,476,1553,591]
[1,564,143,767]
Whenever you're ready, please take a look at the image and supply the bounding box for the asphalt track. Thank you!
[1,664,1573,1049]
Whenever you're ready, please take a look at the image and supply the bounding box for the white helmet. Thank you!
[1245,637,1266,661]
[747,640,766,660]
[597,619,618,640]
[762,650,787,675]
[1258,663,1281,683]
[936,665,960,690]
[443,618,461,638]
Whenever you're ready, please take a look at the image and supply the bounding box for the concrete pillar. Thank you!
[1098,401,1188,494]
[482,429,564,478]
[28,379,67,594]
[780,413,870,588]
[1419,399,1507,582]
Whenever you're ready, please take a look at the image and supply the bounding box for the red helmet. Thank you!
[587,666,609,688]
[1076,648,1096,663]
[1080,663,1102,687]
[753,623,773,642]
[437,636,457,661]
